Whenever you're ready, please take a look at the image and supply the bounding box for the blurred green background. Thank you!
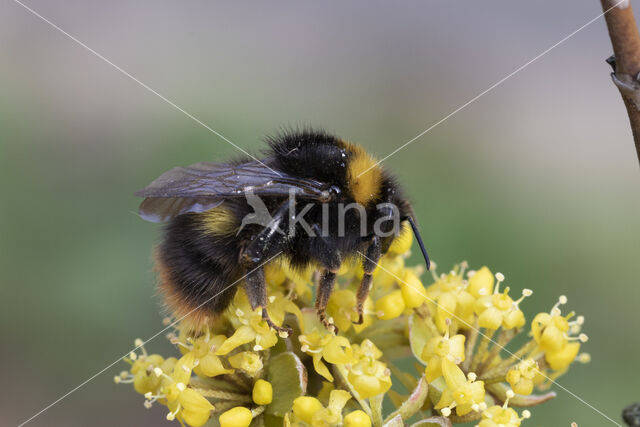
[1,1,638,426]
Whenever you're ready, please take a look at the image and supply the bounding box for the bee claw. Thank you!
[319,314,339,334]
[276,326,294,338]
[263,313,293,337]
[352,314,364,325]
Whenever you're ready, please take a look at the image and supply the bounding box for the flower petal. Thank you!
[441,358,467,390]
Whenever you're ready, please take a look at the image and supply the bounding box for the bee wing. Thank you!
[135,160,329,222]
[137,197,224,223]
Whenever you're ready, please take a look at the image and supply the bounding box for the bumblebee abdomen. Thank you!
[155,211,244,329]
[199,205,240,236]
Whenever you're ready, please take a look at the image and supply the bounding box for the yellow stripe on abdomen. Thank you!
[200,206,239,235]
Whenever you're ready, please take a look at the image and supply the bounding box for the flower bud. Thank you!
[252,379,273,405]
[400,271,426,308]
[388,222,412,255]
[219,406,252,427]
[375,290,405,320]
[292,396,323,424]
[344,410,372,427]
[468,266,494,297]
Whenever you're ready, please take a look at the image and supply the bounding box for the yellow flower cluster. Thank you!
[478,390,531,427]
[418,265,590,421]
[434,358,486,417]
[292,390,355,426]
[115,340,215,426]
[531,296,589,373]
[117,233,589,426]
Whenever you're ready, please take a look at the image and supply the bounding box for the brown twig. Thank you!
[600,0,640,162]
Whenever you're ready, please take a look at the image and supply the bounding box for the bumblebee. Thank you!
[136,129,430,334]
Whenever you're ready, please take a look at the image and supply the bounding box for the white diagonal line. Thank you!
[357,0,628,178]
[17,252,283,427]
[11,0,281,176]
[358,251,621,426]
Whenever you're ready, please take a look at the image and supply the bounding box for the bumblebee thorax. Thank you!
[341,140,383,205]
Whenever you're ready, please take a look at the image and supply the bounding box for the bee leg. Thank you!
[354,235,381,325]
[243,266,293,336]
[315,268,339,334]
[309,227,342,333]
[241,201,293,336]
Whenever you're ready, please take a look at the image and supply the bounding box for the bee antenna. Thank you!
[405,216,431,270]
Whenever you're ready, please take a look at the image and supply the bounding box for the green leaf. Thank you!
[487,383,556,407]
[263,414,285,427]
[409,313,434,364]
[409,416,453,427]
[265,352,307,416]
[384,375,429,424]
